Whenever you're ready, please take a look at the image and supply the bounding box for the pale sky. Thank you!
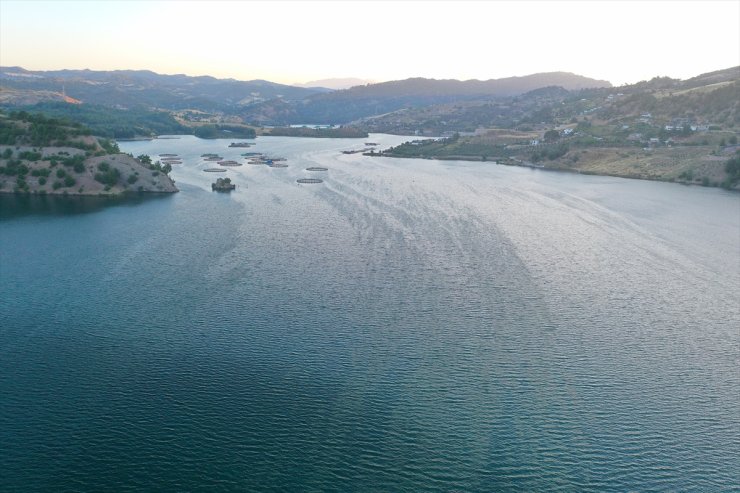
[0,0,738,87]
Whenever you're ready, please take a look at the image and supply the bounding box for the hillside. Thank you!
[368,66,739,189]
[355,67,740,135]
[240,72,611,125]
[0,111,178,195]
[0,67,323,112]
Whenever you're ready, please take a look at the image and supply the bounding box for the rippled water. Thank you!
[2,135,739,491]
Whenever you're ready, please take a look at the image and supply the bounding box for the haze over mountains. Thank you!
[294,78,376,90]
[1,67,610,124]
[1,65,737,138]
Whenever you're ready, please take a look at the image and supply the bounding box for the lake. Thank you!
[2,135,739,491]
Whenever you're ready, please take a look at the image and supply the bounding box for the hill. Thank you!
[240,72,611,125]
[372,66,740,189]
[0,67,322,112]
[0,111,178,195]
[293,78,373,90]
[355,67,740,135]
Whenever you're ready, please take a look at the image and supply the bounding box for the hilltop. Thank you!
[0,111,178,195]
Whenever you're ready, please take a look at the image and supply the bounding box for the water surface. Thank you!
[2,135,739,491]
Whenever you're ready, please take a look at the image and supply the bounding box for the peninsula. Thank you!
[0,111,178,195]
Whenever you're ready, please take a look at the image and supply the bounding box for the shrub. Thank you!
[64,175,76,187]
[56,168,66,178]
[38,177,47,185]
[52,181,63,190]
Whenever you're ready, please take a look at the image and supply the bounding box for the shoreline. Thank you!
[375,152,740,191]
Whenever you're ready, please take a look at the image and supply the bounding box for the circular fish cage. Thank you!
[218,161,242,167]
[269,163,288,168]
[297,178,323,184]
[305,167,328,171]
[203,168,227,172]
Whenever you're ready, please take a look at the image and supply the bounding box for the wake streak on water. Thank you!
[1,135,739,491]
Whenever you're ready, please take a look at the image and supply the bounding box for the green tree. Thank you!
[543,129,560,142]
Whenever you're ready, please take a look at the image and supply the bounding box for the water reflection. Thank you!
[0,193,175,220]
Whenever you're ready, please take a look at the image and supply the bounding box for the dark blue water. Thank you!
[2,135,739,491]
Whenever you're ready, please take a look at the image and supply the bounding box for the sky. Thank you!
[0,0,738,87]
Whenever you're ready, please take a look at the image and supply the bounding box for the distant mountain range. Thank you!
[0,67,322,111]
[243,72,612,124]
[293,78,376,90]
[0,67,610,125]
[2,66,736,136]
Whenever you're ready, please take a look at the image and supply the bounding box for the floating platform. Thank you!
[202,153,220,157]
[218,160,242,167]
[241,152,263,156]
[297,178,323,184]
[212,177,236,191]
[229,142,254,148]
[159,153,178,157]
[306,167,328,171]
[204,157,223,161]
[268,163,288,168]
[203,168,227,172]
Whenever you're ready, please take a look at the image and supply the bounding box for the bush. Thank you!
[64,175,76,187]
[56,168,66,178]
[52,181,63,190]
[38,177,47,185]
[127,174,138,184]
[94,166,120,186]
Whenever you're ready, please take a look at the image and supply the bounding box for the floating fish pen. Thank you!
[203,168,227,172]
[161,159,182,163]
[159,153,179,157]
[306,167,328,171]
[218,160,242,167]
[270,157,287,162]
[202,153,220,158]
[249,161,266,165]
[268,163,288,168]
[204,157,223,161]
[297,178,323,184]
[229,142,254,147]
[241,152,262,156]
